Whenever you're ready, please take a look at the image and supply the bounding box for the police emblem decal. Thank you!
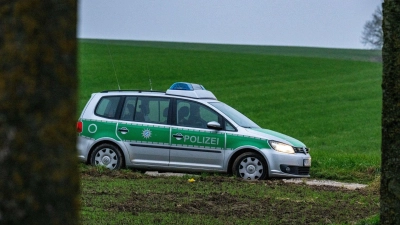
[142,129,152,139]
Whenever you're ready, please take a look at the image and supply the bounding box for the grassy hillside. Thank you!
[78,39,382,183]
[81,39,382,62]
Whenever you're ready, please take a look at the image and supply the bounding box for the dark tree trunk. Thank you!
[0,1,79,224]
[381,1,400,224]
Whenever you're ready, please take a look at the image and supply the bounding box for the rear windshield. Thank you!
[210,102,260,128]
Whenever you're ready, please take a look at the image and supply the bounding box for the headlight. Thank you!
[269,141,295,154]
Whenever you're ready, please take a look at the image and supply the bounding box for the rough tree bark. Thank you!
[381,0,400,224]
[0,1,79,224]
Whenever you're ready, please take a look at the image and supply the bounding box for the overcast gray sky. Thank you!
[78,0,381,49]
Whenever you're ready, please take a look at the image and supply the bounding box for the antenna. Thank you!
[147,63,153,91]
[107,44,120,90]
[149,76,153,91]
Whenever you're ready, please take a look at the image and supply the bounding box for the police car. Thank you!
[77,82,311,180]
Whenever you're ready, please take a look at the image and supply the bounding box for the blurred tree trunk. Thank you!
[381,0,400,224]
[0,1,79,224]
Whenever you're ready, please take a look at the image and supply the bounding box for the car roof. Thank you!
[98,82,217,100]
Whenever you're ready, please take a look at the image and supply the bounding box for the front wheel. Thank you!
[232,152,268,180]
[90,143,123,170]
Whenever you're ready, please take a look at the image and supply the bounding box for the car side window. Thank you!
[120,97,137,121]
[225,120,236,131]
[135,97,170,124]
[176,100,220,129]
[95,96,121,119]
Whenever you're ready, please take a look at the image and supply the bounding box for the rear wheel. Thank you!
[232,152,268,180]
[90,143,123,170]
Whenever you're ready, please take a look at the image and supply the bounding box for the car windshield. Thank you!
[210,102,260,128]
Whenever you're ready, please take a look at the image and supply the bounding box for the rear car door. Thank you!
[116,96,171,166]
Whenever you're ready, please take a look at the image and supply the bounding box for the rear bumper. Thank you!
[76,135,92,163]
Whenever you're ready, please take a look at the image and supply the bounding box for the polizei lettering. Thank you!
[183,135,219,145]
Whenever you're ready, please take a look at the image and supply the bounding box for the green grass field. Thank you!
[79,39,382,183]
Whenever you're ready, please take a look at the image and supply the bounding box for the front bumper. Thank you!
[261,149,311,178]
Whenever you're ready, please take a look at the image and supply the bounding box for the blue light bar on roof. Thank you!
[166,82,216,99]
[169,82,206,91]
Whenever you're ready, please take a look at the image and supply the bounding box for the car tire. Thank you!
[232,152,268,180]
[90,143,123,170]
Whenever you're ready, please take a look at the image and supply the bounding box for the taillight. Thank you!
[77,121,83,133]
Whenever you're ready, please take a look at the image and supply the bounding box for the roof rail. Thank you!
[100,89,164,93]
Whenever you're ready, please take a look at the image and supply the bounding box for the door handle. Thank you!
[118,127,129,133]
[173,133,183,139]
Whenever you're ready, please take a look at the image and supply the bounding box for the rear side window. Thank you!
[120,97,137,121]
[135,97,170,124]
[95,96,121,119]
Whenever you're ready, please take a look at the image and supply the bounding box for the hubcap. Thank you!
[238,156,264,180]
[94,148,118,170]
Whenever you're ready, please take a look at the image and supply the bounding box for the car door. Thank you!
[116,96,171,167]
[169,100,226,170]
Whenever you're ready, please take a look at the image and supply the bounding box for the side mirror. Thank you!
[207,121,222,130]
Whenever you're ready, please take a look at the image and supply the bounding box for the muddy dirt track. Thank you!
[82,170,378,224]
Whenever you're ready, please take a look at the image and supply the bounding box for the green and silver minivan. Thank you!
[77,82,311,180]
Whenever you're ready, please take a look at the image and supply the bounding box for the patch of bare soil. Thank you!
[81,167,149,179]
[105,177,378,224]
[283,178,368,190]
